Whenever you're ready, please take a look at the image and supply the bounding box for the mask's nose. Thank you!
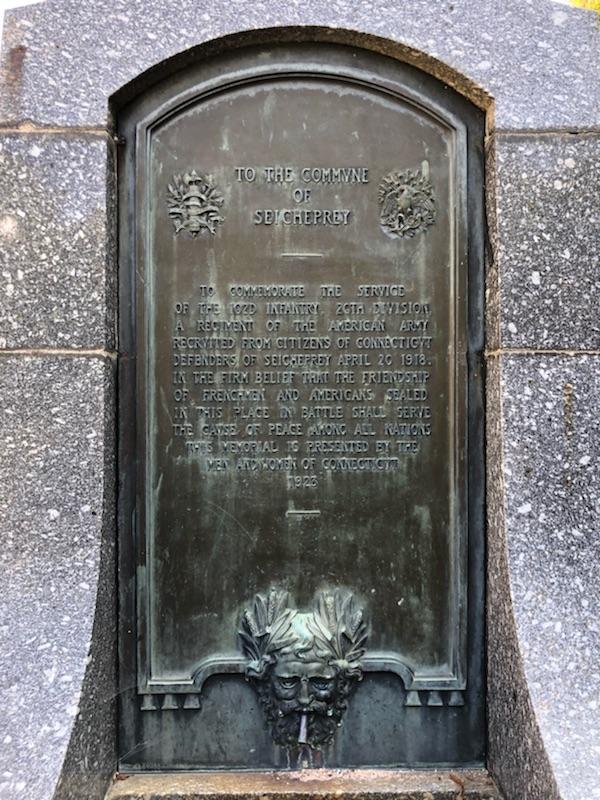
[298,677,311,706]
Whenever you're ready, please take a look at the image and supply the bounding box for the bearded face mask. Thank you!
[239,589,368,751]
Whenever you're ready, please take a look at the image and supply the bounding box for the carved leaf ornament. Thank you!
[239,590,298,680]
[167,170,225,236]
[378,164,436,238]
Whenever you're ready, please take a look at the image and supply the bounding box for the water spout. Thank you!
[298,712,308,744]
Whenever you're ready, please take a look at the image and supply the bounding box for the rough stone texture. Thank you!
[495,133,600,351]
[0,134,115,350]
[0,355,116,800]
[1,0,600,131]
[486,357,560,800]
[105,769,500,800]
[489,353,600,800]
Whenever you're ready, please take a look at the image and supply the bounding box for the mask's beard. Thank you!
[270,709,339,749]
[252,675,354,749]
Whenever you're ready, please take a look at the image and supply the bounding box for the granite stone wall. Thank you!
[0,1,598,798]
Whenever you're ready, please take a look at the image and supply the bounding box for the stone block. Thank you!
[0,134,115,350]
[0,355,116,800]
[486,356,559,800]
[491,353,600,800]
[495,134,600,351]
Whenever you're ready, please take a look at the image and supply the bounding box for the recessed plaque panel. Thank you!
[118,44,485,770]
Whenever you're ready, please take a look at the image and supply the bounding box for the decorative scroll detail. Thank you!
[167,170,224,236]
[239,589,368,750]
[378,162,436,238]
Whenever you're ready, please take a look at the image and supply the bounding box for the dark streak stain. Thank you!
[7,45,27,86]
[3,44,27,115]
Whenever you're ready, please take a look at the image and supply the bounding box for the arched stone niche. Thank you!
[116,37,487,769]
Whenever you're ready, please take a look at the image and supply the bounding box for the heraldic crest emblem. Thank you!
[239,588,368,752]
[378,161,436,239]
[167,170,225,236]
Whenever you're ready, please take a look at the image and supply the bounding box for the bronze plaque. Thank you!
[118,44,485,769]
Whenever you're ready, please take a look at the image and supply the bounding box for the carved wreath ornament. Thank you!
[378,164,436,238]
[167,170,224,236]
[239,588,368,750]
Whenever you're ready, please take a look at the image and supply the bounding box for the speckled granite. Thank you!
[0,355,116,800]
[489,353,600,800]
[495,134,600,351]
[0,134,115,350]
[486,357,560,800]
[0,0,599,131]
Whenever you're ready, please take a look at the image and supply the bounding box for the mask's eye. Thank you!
[310,678,334,692]
[277,677,299,690]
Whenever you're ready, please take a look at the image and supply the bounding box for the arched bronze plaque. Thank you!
[118,43,485,770]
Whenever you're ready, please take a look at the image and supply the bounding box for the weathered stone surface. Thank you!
[489,353,600,800]
[0,134,115,350]
[105,769,501,800]
[486,356,559,800]
[0,355,116,800]
[495,133,600,351]
[1,0,599,131]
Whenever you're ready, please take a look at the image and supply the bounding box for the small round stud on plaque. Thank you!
[378,161,436,239]
[167,170,225,236]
